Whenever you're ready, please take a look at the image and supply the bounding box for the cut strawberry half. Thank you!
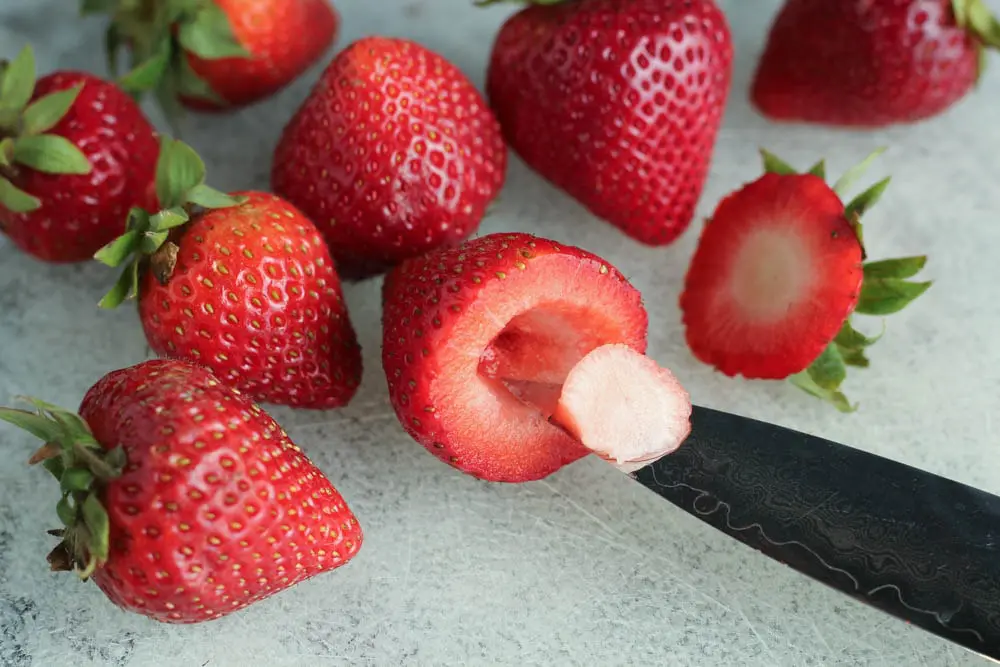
[551,344,692,474]
[680,149,931,411]
[382,233,692,482]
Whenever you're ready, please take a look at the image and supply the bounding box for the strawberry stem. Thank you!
[0,398,125,579]
[93,135,245,308]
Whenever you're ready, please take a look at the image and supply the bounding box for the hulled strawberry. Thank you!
[483,0,733,246]
[680,149,931,410]
[0,45,159,262]
[0,359,362,623]
[382,232,692,482]
[272,37,507,280]
[95,137,362,409]
[89,0,339,116]
[751,0,1000,127]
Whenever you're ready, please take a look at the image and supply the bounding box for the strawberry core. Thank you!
[729,227,812,322]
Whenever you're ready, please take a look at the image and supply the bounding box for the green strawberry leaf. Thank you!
[844,176,891,220]
[832,147,886,197]
[94,229,141,267]
[56,494,76,527]
[789,371,856,413]
[839,347,870,368]
[119,38,172,95]
[863,255,927,280]
[12,134,92,175]
[856,277,932,316]
[0,176,41,213]
[149,206,189,232]
[81,492,110,563]
[98,260,140,309]
[155,136,207,208]
[22,84,83,135]
[759,149,798,175]
[125,206,151,232]
[807,159,826,179]
[0,45,36,115]
[42,456,65,481]
[175,55,226,105]
[0,407,64,441]
[60,468,94,493]
[804,342,847,391]
[834,319,883,351]
[154,69,186,134]
[185,183,244,209]
[0,138,13,167]
[139,229,170,254]
[178,3,251,59]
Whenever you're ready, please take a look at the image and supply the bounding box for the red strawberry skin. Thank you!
[272,37,507,280]
[182,0,339,110]
[680,172,863,379]
[138,191,362,409]
[77,359,362,623]
[0,72,159,262]
[486,0,733,246]
[382,232,648,482]
[751,0,981,126]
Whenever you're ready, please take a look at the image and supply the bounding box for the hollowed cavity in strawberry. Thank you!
[382,233,663,483]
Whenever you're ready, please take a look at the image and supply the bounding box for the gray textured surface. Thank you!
[1,0,998,665]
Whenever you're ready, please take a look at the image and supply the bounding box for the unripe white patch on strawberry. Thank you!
[550,344,692,472]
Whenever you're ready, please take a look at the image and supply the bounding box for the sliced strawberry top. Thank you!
[680,173,864,379]
[382,233,648,482]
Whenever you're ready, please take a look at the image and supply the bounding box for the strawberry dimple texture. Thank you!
[79,359,362,624]
[487,0,732,246]
[271,37,507,279]
[183,0,339,109]
[751,0,979,126]
[138,192,362,409]
[0,73,159,262]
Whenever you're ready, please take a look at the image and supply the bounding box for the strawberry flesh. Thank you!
[383,233,650,482]
[551,344,692,473]
[680,172,864,379]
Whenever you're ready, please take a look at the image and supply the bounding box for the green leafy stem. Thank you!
[82,0,250,126]
[0,45,93,214]
[0,398,126,579]
[94,135,245,309]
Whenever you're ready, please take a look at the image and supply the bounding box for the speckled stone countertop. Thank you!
[2,1,999,665]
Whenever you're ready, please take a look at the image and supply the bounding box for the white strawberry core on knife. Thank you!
[549,344,692,472]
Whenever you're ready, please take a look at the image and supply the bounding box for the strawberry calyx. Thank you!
[0,45,93,215]
[759,148,931,412]
[93,135,245,309]
[0,397,125,579]
[81,0,250,126]
[952,0,1000,81]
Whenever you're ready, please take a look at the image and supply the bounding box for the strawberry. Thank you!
[95,137,362,410]
[89,0,339,116]
[0,359,362,623]
[680,149,932,411]
[271,37,507,280]
[381,232,691,482]
[0,45,159,262]
[751,0,1000,127]
[482,0,733,246]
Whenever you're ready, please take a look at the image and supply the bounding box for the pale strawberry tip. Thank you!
[549,344,692,472]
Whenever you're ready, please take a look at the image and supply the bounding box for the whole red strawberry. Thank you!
[483,0,733,246]
[382,232,691,482]
[680,149,931,411]
[90,0,339,115]
[0,45,159,262]
[272,37,507,280]
[95,137,362,410]
[0,359,362,623]
[751,0,1000,127]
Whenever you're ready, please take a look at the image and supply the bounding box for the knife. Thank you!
[629,405,1000,662]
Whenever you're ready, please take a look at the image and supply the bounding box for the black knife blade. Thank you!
[631,405,1000,661]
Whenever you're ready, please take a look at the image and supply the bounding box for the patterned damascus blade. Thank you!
[632,405,1000,661]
